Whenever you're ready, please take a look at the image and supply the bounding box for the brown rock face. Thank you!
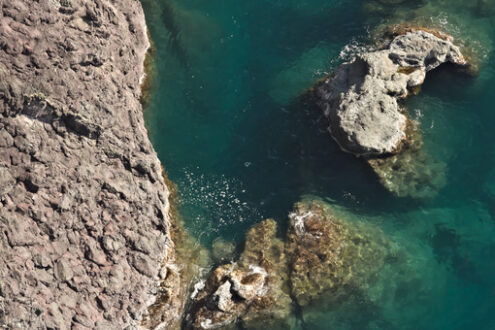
[0,0,183,328]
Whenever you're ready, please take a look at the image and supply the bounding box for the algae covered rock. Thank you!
[187,199,396,329]
[286,199,391,307]
[367,120,447,199]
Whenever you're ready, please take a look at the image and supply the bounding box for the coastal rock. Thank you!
[0,0,183,329]
[187,219,294,330]
[314,29,466,157]
[187,199,394,329]
[313,28,467,197]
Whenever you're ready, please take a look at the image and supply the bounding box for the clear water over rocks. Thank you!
[141,0,495,328]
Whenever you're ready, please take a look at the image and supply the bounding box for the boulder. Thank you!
[313,28,468,197]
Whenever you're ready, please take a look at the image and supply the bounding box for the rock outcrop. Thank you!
[313,28,468,198]
[186,219,294,330]
[0,0,183,328]
[186,199,395,329]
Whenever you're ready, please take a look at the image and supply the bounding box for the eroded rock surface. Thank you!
[0,0,183,328]
[314,29,466,157]
[313,28,468,197]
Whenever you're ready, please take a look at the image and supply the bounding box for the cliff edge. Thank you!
[0,0,182,328]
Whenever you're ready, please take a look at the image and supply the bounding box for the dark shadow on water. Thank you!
[431,223,481,283]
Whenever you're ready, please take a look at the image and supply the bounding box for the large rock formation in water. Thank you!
[186,199,394,329]
[0,0,184,328]
[313,28,469,198]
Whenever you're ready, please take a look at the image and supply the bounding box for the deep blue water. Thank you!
[141,0,495,328]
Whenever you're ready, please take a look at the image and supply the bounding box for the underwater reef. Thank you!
[184,198,402,329]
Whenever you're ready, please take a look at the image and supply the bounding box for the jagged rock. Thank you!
[0,0,184,329]
[313,28,468,197]
[187,220,294,330]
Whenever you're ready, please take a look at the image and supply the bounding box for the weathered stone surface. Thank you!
[314,29,466,157]
[0,0,183,329]
[313,28,468,197]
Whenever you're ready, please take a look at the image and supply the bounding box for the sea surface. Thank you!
[141,0,495,329]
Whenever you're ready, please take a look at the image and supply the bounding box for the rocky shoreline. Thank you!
[0,0,482,329]
[0,0,185,328]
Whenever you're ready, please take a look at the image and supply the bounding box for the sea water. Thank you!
[140,0,495,328]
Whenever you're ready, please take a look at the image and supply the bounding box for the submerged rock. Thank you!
[286,199,391,307]
[212,237,237,263]
[367,120,447,199]
[187,199,394,329]
[313,28,468,198]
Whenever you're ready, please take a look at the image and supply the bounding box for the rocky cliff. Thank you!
[0,0,183,328]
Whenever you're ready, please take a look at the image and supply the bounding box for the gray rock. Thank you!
[314,29,466,157]
[0,0,184,328]
[0,166,15,197]
[54,259,74,282]
[313,28,468,197]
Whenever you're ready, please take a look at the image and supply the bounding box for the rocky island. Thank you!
[0,0,185,328]
[312,27,471,198]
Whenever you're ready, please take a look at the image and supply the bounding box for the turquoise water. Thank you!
[141,0,495,329]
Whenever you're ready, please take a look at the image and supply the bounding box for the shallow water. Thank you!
[141,0,495,328]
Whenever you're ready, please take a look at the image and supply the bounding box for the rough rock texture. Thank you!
[186,220,294,330]
[187,199,394,329]
[314,29,466,157]
[313,28,468,198]
[0,0,183,328]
